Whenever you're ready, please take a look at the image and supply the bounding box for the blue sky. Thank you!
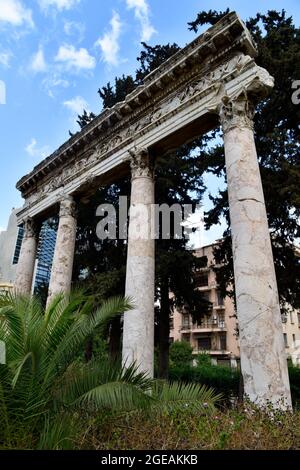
[0,0,299,244]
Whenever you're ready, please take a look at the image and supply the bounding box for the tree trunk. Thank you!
[158,281,170,379]
[109,316,122,362]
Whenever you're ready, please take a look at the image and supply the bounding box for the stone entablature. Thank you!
[16,12,265,223]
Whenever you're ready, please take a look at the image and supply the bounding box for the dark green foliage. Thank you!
[77,109,96,129]
[169,363,240,404]
[169,341,194,367]
[98,75,136,109]
[288,364,300,408]
[188,8,230,32]
[188,9,300,310]
[136,42,180,83]
[169,360,300,408]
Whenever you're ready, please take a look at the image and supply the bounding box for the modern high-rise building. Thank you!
[34,222,57,291]
[0,209,56,292]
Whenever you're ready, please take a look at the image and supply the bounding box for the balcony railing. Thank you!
[181,320,226,330]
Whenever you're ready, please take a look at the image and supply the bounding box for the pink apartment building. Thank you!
[169,242,240,367]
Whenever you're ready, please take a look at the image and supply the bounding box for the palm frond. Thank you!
[151,381,221,414]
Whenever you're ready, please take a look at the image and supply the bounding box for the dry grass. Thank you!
[76,406,300,450]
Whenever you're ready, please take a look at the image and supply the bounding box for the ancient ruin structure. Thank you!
[15,12,292,408]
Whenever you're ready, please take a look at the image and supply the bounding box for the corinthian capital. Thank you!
[219,92,255,134]
[23,217,38,239]
[129,147,154,179]
[59,195,77,218]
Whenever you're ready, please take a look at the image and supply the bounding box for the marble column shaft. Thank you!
[220,94,292,408]
[47,195,77,305]
[122,148,155,377]
[14,218,38,295]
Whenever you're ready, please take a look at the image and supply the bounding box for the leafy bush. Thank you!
[169,341,193,367]
[289,364,300,408]
[170,361,300,408]
[169,363,240,404]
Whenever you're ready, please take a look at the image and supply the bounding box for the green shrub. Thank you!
[169,363,240,404]
[169,341,193,367]
[289,365,300,408]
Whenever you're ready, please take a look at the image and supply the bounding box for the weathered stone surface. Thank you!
[47,196,77,305]
[14,218,38,295]
[122,149,155,377]
[220,94,292,409]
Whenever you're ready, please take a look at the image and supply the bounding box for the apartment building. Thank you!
[170,242,300,367]
[170,242,240,367]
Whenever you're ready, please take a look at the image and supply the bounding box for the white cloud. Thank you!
[64,20,85,42]
[63,95,89,115]
[126,0,156,41]
[25,138,50,159]
[55,44,95,71]
[42,74,70,98]
[0,51,12,67]
[0,0,33,27]
[95,11,122,66]
[30,46,47,73]
[39,0,80,11]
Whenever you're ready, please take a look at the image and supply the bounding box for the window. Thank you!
[220,332,227,350]
[197,335,211,351]
[283,333,288,348]
[293,334,296,348]
[195,272,208,288]
[297,312,300,326]
[218,314,225,328]
[290,311,294,324]
[182,314,190,329]
[216,290,224,306]
[169,316,174,329]
[12,225,24,265]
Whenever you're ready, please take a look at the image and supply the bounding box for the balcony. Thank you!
[193,348,230,356]
[192,320,226,332]
[180,323,191,331]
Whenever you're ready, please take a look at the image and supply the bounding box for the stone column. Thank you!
[47,195,77,305]
[15,218,38,295]
[122,148,155,377]
[220,93,292,409]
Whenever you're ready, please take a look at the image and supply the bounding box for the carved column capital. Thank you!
[59,195,77,218]
[129,147,154,179]
[23,217,38,239]
[219,92,255,134]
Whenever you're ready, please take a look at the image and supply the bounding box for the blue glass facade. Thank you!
[34,222,57,290]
